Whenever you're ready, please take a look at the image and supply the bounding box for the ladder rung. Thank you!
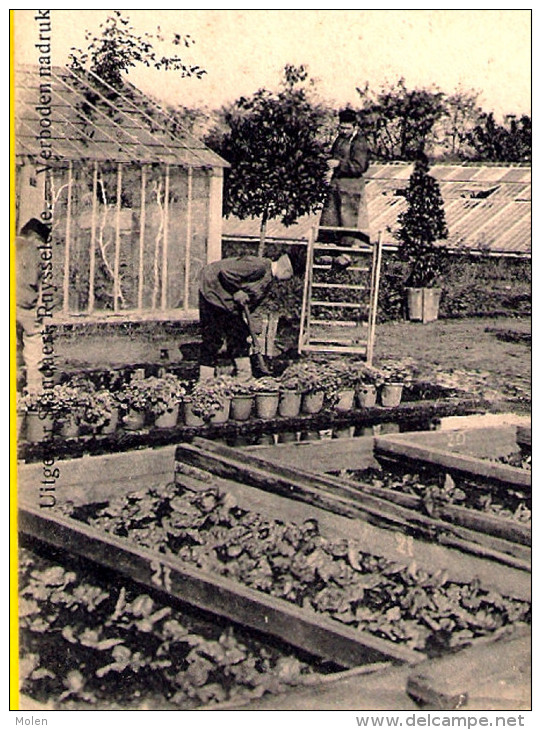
[309,335,368,344]
[312,265,369,272]
[312,320,362,327]
[301,345,369,354]
[311,301,364,308]
[312,283,367,291]
[314,244,371,253]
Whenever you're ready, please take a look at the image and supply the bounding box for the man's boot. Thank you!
[234,357,252,380]
[198,365,215,382]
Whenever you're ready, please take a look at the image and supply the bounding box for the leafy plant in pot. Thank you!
[249,376,281,420]
[19,389,56,442]
[183,377,232,426]
[223,376,256,422]
[79,389,120,434]
[395,152,448,323]
[50,384,92,438]
[377,360,414,407]
[350,363,385,408]
[325,361,361,412]
[117,376,154,430]
[144,374,186,428]
[280,360,329,415]
[278,369,305,417]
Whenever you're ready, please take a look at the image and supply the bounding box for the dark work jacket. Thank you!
[331,132,369,179]
[199,256,273,313]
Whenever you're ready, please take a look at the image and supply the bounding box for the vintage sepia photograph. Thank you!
[11,8,531,715]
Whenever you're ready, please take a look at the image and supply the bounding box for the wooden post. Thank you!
[63,161,73,314]
[113,163,123,312]
[161,165,170,311]
[298,226,316,353]
[87,162,98,314]
[366,232,383,366]
[183,167,193,311]
[206,167,223,264]
[137,165,147,312]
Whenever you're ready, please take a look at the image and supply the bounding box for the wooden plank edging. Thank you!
[19,503,424,669]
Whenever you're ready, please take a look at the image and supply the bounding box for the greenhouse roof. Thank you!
[223,163,531,255]
[15,65,228,168]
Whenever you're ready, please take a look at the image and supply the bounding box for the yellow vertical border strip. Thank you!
[10,9,19,711]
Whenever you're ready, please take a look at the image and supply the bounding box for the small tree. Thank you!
[395,152,448,287]
[209,64,330,255]
[467,112,531,163]
[69,10,205,89]
[356,78,447,160]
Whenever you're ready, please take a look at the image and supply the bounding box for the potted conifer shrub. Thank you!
[395,152,448,323]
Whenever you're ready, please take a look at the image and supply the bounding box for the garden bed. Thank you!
[18,439,531,709]
[25,484,530,662]
[374,426,531,491]
[19,543,343,710]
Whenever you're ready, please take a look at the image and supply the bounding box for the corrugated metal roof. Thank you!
[15,65,228,168]
[223,163,531,255]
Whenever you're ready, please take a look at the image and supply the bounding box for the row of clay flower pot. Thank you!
[18,366,406,443]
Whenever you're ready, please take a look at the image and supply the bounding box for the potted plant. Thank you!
[226,378,255,422]
[91,390,120,434]
[278,369,304,417]
[117,377,152,430]
[395,152,448,323]
[49,383,92,438]
[183,377,231,426]
[280,361,327,415]
[377,361,413,407]
[250,377,281,420]
[144,374,186,428]
[19,390,55,442]
[354,364,384,408]
[326,361,359,412]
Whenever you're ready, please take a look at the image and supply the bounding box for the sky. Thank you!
[13,9,532,118]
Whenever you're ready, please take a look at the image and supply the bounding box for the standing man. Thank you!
[319,108,370,246]
[16,218,51,391]
[198,253,293,380]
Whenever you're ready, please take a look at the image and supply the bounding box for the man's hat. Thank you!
[20,218,50,243]
[338,108,358,124]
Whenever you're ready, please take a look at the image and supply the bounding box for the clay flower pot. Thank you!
[100,409,119,435]
[123,409,146,431]
[209,398,231,424]
[380,383,404,407]
[255,392,280,420]
[231,395,254,422]
[278,390,302,418]
[59,416,80,439]
[335,389,355,413]
[182,400,205,427]
[25,411,54,443]
[356,384,377,408]
[154,404,180,429]
[301,391,325,415]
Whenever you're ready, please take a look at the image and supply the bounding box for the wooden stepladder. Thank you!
[298,226,383,366]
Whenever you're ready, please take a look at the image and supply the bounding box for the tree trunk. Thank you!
[257,211,268,257]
